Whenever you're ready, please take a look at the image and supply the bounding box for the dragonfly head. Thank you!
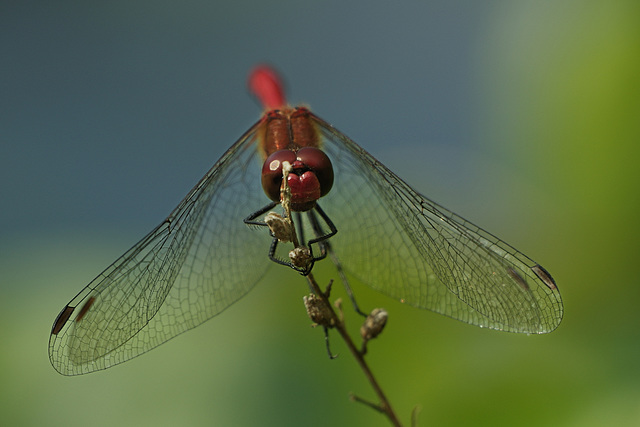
[261,147,334,212]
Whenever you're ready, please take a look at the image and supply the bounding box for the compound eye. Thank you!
[261,150,296,202]
[296,147,334,197]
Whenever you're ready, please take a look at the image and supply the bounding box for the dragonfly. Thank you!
[49,66,563,376]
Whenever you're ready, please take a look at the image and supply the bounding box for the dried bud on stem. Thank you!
[264,212,293,243]
[360,308,388,341]
[289,246,312,270]
[303,294,335,328]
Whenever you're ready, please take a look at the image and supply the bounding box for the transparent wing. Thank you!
[49,120,275,375]
[312,114,563,333]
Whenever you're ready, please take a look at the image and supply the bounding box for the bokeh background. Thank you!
[2,1,639,426]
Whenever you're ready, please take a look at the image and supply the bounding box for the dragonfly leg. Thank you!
[307,206,366,317]
[323,326,338,359]
[243,201,279,226]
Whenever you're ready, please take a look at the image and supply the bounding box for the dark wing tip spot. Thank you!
[531,265,557,290]
[52,305,75,335]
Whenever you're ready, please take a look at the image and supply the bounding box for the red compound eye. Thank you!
[261,150,296,202]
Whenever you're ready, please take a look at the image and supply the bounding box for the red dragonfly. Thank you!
[49,66,563,375]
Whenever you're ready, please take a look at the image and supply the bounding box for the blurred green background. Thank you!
[2,1,639,426]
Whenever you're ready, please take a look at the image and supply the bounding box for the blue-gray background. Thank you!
[2,1,639,426]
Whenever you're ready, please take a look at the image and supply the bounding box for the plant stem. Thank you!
[306,273,403,427]
[278,163,402,425]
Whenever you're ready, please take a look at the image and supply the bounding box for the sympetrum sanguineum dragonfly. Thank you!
[49,66,563,376]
